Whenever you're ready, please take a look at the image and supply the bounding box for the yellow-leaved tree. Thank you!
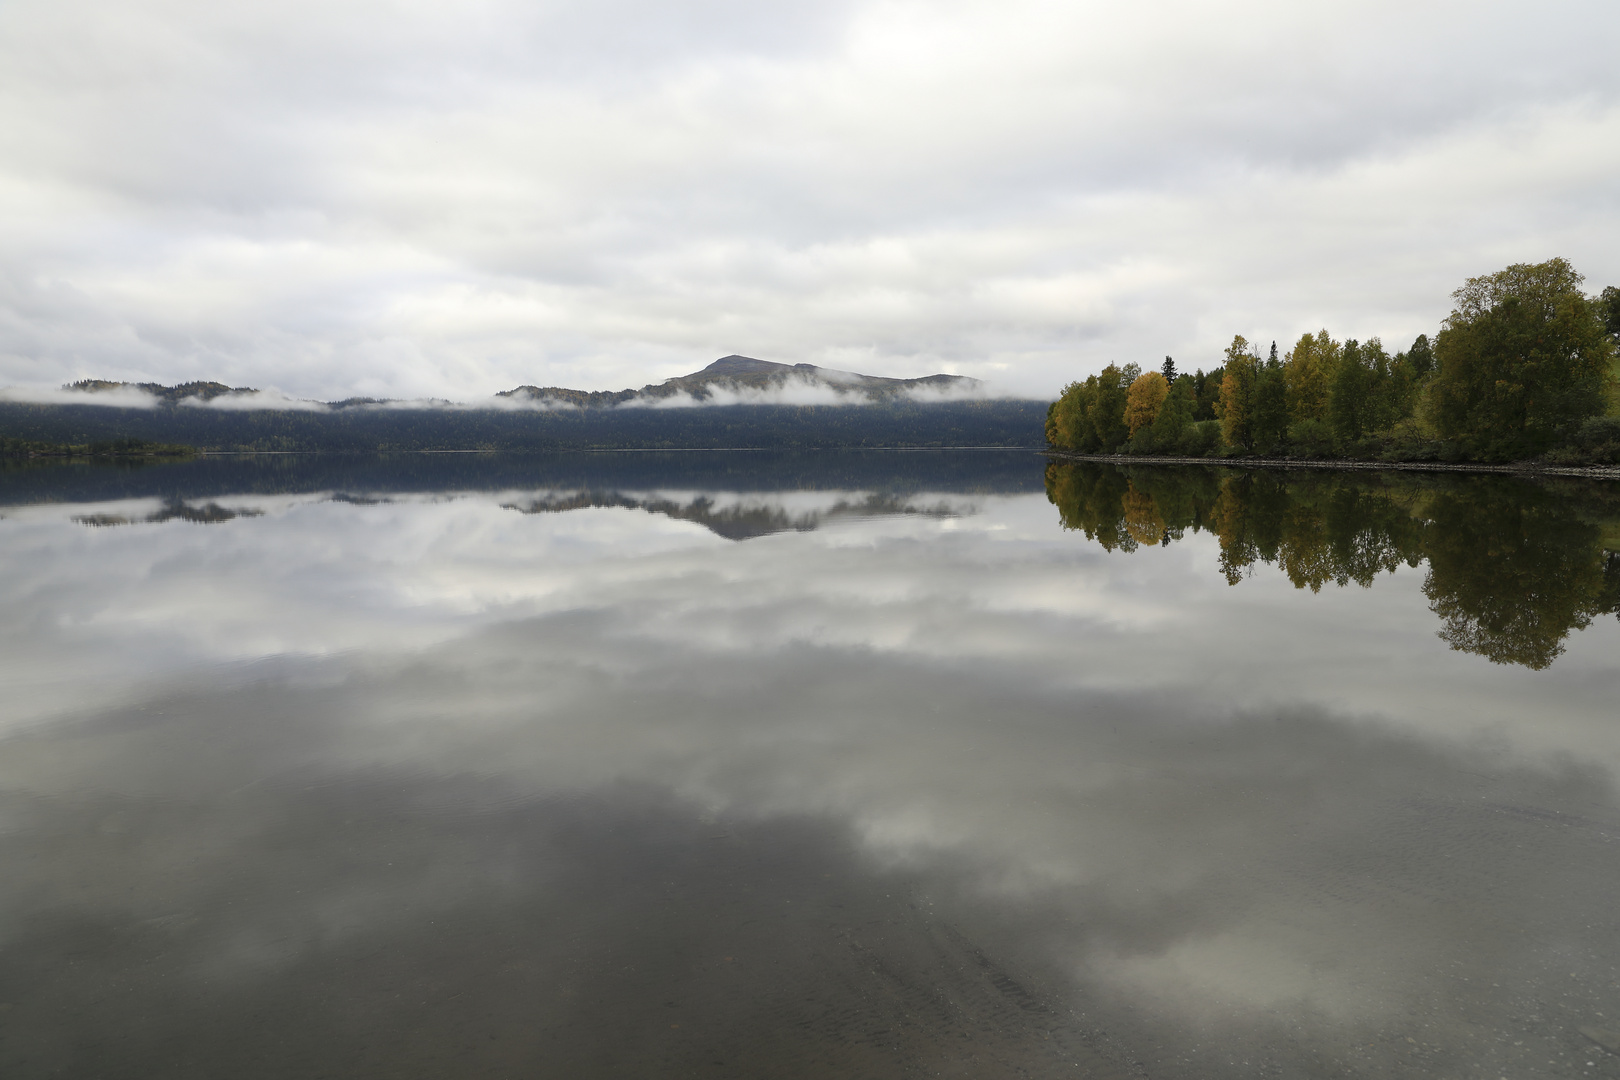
[1284,330,1341,425]
[1123,371,1170,436]
[1218,336,1259,450]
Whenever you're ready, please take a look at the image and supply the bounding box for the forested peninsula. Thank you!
[1046,259,1620,467]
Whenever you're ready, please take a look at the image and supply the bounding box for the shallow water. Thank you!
[2,451,1618,1078]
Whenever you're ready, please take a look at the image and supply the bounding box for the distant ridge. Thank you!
[497,355,980,407]
[6,359,1043,451]
[52,357,983,410]
[67,379,256,402]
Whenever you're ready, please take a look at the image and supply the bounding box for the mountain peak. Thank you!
[696,355,817,378]
[500,355,981,407]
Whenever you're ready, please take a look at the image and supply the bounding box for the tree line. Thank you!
[1045,460,1620,669]
[0,436,195,458]
[0,399,1048,453]
[1047,258,1620,464]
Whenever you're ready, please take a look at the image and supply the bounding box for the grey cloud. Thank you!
[0,1,1617,393]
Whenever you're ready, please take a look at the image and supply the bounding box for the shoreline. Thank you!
[1041,449,1620,480]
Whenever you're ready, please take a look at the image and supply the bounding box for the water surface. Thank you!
[2,452,1618,1078]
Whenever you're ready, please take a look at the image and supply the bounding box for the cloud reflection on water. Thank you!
[1,461,1619,1076]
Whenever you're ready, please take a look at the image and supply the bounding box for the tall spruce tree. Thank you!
[1252,342,1288,453]
[1330,339,1373,444]
[1387,334,1432,425]
[1193,368,1224,420]
[1361,338,1395,431]
[1150,376,1196,450]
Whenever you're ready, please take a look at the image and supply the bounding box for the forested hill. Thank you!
[0,398,1047,453]
[497,354,980,406]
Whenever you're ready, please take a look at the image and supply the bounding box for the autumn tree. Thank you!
[1219,336,1260,451]
[1124,371,1170,436]
[1431,258,1617,458]
[1046,381,1094,450]
[1284,330,1341,426]
[1122,485,1168,545]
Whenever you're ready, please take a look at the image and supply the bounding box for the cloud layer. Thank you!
[1,0,1617,399]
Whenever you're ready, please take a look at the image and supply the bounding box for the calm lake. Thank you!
[2,450,1618,1079]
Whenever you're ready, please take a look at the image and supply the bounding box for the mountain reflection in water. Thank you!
[1,451,1618,1079]
[503,489,960,541]
[1046,461,1620,669]
[60,489,961,542]
[72,499,265,528]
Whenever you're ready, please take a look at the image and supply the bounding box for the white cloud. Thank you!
[0,383,159,408]
[0,0,1615,400]
[178,388,332,410]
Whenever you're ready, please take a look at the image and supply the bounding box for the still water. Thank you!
[1,451,1618,1079]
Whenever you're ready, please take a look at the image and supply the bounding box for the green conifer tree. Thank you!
[1330,339,1372,444]
[1252,343,1288,453]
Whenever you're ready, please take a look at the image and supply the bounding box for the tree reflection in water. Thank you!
[1045,461,1620,669]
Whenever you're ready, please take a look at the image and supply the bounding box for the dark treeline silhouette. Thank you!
[0,399,1046,453]
[0,435,195,458]
[1045,460,1620,669]
[1047,259,1620,464]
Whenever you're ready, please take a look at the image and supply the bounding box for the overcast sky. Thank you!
[1,0,1616,401]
